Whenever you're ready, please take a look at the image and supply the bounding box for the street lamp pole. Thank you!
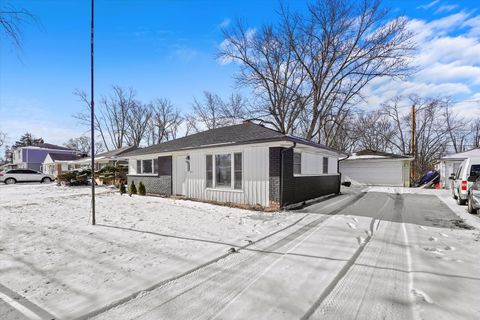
[90,0,96,225]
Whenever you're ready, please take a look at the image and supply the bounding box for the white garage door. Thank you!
[340,160,404,186]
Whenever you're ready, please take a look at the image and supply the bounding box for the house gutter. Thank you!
[280,142,296,209]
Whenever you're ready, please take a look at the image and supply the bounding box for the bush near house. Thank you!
[119,183,126,195]
[97,165,128,186]
[128,181,137,195]
[138,181,146,195]
[57,169,91,186]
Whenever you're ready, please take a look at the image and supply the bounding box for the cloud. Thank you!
[417,0,440,10]
[219,18,231,28]
[170,44,198,61]
[435,4,459,14]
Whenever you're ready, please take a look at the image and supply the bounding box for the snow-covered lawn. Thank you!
[0,184,303,319]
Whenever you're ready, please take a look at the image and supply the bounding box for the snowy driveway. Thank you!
[1,184,480,319]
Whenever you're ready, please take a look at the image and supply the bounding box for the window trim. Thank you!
[134,158,158,175]
[205,152,243,191]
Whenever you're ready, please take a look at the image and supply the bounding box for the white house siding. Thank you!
[340,159,405,186]
[176,145,270,207]
[297,149,338,175]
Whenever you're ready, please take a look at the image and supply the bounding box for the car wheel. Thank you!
[468,197,478,214]
[457,195,466,206]
[4,178,16,185]
[41,177,53,183]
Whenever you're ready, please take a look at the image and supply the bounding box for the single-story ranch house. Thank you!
[339,149,413,187]
[123,121,345,208]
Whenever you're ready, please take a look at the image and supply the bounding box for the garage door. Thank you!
[340,160,403,186]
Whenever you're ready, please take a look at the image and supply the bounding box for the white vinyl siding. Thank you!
[174,145,269,207]
[296,151,337,175]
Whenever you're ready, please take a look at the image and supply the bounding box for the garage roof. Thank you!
[344,149,414,161]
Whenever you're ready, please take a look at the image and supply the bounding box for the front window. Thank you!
[142,160,153,174]
[136,159,156,174]
[206,153,243,189]
[294,152,301,175]
[215,154,231,188]
[206,155,213,187]
[153,159,159,174]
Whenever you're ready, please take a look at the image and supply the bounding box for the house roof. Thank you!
[29,143,76,151]
[48,153,82,162]
[123,122,345,157]
[96,145,137,158]
[344,149,413,161]
[440,148,480,161]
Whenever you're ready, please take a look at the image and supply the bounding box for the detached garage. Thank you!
[339,150,413,187]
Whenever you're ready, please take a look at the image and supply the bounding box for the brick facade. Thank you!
[127,175,172,196]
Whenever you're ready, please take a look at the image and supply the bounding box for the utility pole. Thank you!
[410,104,415,186]
[90,0,96,225]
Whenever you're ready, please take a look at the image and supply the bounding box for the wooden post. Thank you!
[410,104,415,185]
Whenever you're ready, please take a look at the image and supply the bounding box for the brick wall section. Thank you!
[269,147,282,206]
[127,175,172,195]
[127,155,173,196]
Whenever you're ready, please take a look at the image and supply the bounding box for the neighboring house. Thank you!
[123,121,345,209]
[43,153,83,177]
[67,145,137,171]
[437,148,480,189]
[12,143,79,172]
[340,150,413,187]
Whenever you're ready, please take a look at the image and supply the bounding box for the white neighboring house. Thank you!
[66,145,137,171]
[42,153,82,177]
[122,122,345,209]
[340,150,413,187]
[437,148,480,189]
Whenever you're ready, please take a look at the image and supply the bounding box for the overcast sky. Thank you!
[1,0,480,150]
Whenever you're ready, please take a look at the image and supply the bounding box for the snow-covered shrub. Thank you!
[128,181,137,195]
[138,181,146,195]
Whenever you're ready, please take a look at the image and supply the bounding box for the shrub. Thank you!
[119,183,126,195]
[128,181,137,195]
[138,181,146,195]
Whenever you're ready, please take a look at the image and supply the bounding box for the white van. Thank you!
[451,157,480,205]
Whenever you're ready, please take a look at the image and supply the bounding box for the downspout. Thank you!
[280,142,296,209]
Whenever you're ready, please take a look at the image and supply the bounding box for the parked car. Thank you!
[0,169,55,184]
[468,175,480,214]
[450,157,480,205]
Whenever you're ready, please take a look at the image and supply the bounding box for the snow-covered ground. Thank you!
[0,184,303,319]
[1,184,479,320]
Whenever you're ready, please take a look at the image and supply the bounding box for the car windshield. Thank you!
[471,164,480,177]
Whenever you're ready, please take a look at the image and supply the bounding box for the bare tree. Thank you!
[381,96,450,180]
[0,131,6,147]
[74,86,137,150]
[352,110,395,152]
[187,91,248,133]
[0,4,36,49]
[471,119,480,149]
[444,104,469,153]
[125,102,152,147]
[64,135,105,155]
[146,98,183,145]
[220,0,414,145]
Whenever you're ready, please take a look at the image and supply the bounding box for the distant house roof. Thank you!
[440,148,480,161]
[344,149,413,161]
[47,153,82,162]
[123,122,345,157]
[96,145,137,158]
[23,143,76,151]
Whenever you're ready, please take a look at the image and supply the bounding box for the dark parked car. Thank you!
[0,169,55,184]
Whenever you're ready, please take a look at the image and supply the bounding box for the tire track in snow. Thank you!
[87,192,367,320]
[302,193,414,320]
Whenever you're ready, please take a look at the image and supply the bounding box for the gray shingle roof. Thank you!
[96,145,138,158]
[354,149,411,159]
[48,153,82,161]
[123,122,344,157]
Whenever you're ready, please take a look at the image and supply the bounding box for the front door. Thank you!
[174,156,187,195]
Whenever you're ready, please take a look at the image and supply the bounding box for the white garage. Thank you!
[339,150,413,187]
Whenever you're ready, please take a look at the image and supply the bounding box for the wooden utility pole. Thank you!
[90,0,96,225]
[410,104,415,185]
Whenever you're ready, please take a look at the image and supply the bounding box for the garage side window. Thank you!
[294,152,302,175]
[206,155,213,188]
[323,157,329,174]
